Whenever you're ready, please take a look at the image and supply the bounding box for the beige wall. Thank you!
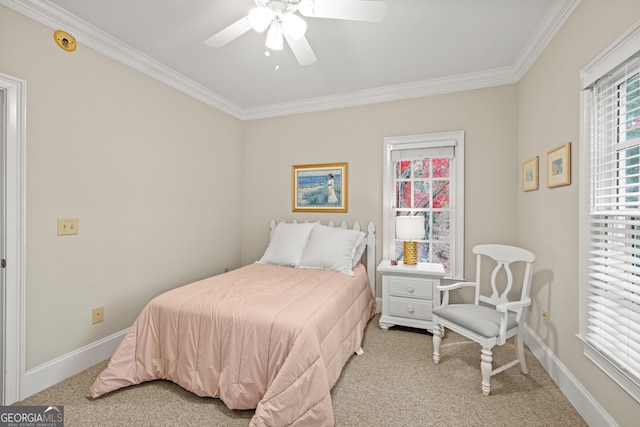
[241,87,520,293]
[0,6,244,369]
[518,0,640,425]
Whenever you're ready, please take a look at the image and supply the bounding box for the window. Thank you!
[383,132,464,278]
[580,24,640,402]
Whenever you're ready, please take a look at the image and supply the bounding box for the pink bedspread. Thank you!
[90,262,377,426]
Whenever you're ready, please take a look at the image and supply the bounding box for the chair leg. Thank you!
[433,323,442,364]
[480,348,492,396]
[516,332,528,375]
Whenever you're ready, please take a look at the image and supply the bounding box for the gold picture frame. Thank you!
[522,156,539,192]
[547,142,571,188]
[292,163,348,212]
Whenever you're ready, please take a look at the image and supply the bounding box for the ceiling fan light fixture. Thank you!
[265,22,283,50]
[248,7,274,32]
[298,0,315,15]
[205,0,388,66]
[282,13,307,40]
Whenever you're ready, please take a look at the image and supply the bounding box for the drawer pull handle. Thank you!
[407,306,415,314]
[407,287,414,293]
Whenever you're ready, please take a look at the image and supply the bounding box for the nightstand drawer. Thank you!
[387,276,433,299]
[388,298,433,320]
[377,261,445,332]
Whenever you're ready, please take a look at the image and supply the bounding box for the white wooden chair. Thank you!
[432,244,536,395]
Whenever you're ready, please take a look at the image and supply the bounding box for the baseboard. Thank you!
[525,326,617,427]
[22,329,128,399]
[19,320,617,425]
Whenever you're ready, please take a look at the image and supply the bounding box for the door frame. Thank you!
[1,72,26,405]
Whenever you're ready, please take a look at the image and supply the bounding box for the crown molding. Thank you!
[1,0,580,121]
[513,0,582,78]
[242,67,519,120]
[0,0,245,119]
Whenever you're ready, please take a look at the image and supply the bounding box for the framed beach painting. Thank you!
[292,163,348,212]
[547,142,571,188]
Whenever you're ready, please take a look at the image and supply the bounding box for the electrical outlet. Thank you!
[92,307,104,324]
[542,310,548,325]
[57,218,79,235]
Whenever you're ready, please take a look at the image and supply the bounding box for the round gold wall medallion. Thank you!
[54,30,76,52]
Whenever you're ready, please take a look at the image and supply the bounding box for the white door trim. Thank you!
[1,72,26,405]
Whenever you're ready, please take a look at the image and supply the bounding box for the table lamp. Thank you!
[396,216,425,265]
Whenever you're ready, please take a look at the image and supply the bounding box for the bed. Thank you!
[90,220,378,426]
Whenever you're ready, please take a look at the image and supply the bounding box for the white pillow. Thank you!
[258,222,318,267]
[299,225,366,275]
[352,237,367,267]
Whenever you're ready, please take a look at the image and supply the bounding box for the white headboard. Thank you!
[269,220,376,297]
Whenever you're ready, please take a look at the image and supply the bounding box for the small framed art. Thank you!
[547,142,571,188]
[292,162,348,212]
[522,156,539,192]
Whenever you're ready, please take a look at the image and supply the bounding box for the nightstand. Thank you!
[377,260,446,332]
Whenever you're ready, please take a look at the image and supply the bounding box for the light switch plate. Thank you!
[57,218,79,235]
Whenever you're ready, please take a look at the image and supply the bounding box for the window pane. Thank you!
[418,242,430,262]
[424,211,431,237]
[394,240,403,262]
[433,180,450,208]
[433,243,450,272]
[397,181,412,208]
[433,158,450,177]
[414,181,430,208]
[433,211,449,240]
[413,159,430,178]
[625,74,640,140]
[398,161,411,179]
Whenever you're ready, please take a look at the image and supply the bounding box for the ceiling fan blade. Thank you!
[204,16,253,48]
[284,32,317,66]
[299,0,386,22]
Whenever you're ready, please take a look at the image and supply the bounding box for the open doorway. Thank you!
[0,73,26,405]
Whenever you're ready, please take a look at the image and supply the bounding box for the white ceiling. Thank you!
[4,0,579,120]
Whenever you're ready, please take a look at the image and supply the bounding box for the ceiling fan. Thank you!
[204,0,386,66]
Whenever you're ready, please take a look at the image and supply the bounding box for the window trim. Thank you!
[382,131,465,279]
[579,20,640,403]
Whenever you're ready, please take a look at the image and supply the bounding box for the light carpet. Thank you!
[15,315,586,426]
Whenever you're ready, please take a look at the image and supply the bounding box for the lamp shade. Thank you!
[395,216,424,240]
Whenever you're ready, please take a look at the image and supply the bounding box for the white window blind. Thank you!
[586,54,640,390]
[390,145,455,161]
